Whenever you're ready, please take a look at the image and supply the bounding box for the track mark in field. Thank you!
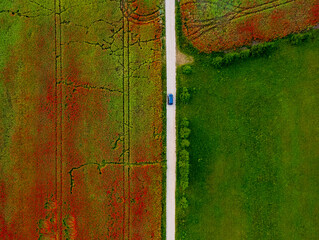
[185,0,296,41]
[68,161,162,194]
[180,0,319,52]
[56,0,163,238]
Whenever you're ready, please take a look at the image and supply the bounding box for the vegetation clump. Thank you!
[212,42,278,68]
[179,87,191,103]
[177,116,191,226]
[182,64,193,75]
[289,31,313,45]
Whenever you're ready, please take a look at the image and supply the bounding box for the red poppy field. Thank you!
[0,0,164,239]
[180,0,319,52]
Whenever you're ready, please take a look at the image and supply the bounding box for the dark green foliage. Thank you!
[179,149,189,162]
[250,42,277,57]
[180,197,188,209]
[223,52,240,65]
[289,31,313,45]
[180,127,191,139]
[181,139,190,148]
[179,158,190,191]
[180,117,189,127]
[179,87,191,104]
[182,65,193,75]
[211,44,277,69]
[211,56,224,68]
[177,118,191,200]
[212,42,278,69]
[239,49,251,59]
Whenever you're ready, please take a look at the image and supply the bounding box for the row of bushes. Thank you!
[177,117,191,239]
[211,42,277,68]
[179,117,190,192]
[289,30,314,45]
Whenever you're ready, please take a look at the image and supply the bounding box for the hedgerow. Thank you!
[212,42,278,68]
[289,30,314,45]
[177,116,191,207]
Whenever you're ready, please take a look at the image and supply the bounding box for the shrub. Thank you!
[251,42,277,57]
[179,160,189,191]
[179,87,190,103]
[180,117,189,127]
[182,65,193,75]
[211,56,224,68]
[181,139,190,148]
[290,32,313,45]
[180,197,188,209]
[250,44,265,56]
[179,149,189,162]
[180,127,191,139]
[223,52,239,65]
[239,49,251,59]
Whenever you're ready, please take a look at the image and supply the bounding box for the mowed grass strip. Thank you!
[177,30,319,240]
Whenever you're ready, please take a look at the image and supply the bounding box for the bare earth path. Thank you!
[165,0,177,239]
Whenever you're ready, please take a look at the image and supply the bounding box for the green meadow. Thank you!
[177,30,319,240]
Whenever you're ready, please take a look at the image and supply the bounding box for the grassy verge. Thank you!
[176,28,319,240]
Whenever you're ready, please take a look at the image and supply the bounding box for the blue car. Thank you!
[168,94,174,105]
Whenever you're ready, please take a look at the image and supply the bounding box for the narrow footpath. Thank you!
[165,0,176,239]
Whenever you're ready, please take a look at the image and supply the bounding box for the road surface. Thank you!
[165,0,176,239]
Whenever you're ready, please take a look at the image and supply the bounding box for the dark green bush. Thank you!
[179,87,191,103]
[180,197,188,209]
[182,65,193,75]
[181,139,190,148]
[179,149,189,162]
[180,117,189,128]
[180,127,191,139]
[223,52,239,65]
[239,49,251,59]
[212,56,224,68]
[250,43,265,56]
[290,32,313,45]
[179,160,189,191]
[250,42,276,57]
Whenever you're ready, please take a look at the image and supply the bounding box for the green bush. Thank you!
[250,43,265,56]
[180,117,189,127]
[290,32,313,45]
[223,52,239,65]
[179,160,189,191]
[179,149,189,162]
[182,65,193,75]
[181,139,190,148]
[239,49,251,59]
[212,56,224,68]
[179,87,191,103]
[180,197,188,209]
[180,127,191,139]
[251,42,276,57]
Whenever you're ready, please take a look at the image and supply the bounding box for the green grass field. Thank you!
[177,30,319,240]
